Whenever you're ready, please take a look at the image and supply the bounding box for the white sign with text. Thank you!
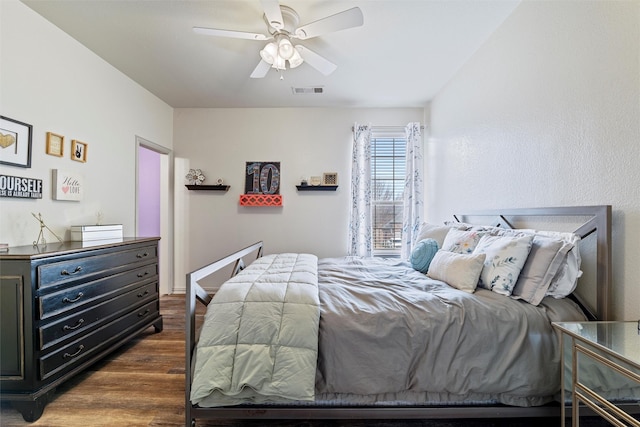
[52,169,83,201]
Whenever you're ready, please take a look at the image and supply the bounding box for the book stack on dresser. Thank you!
[70,224,123,244]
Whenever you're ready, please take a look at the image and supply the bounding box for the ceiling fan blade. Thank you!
[261,0,284,31]
[295,45,337,76]
[193,27,270,41]
[250,59,271,78]
[294,7,363,40]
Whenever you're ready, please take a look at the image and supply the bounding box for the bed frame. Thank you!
[185,205,612,426]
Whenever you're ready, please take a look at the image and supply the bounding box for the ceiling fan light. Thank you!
[272,55,286,70]
[288,49,304,68]
[277,37,294,60]
[259,42,277,64]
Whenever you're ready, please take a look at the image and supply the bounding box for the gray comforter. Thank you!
[193,255,588,408]
[314,256,587,407]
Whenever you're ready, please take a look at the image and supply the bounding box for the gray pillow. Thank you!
[510,235,573,306]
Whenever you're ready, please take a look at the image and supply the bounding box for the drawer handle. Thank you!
[62,292,84,303]
[63,345,85,359]
[136,252,149,259]
[137,290,150,298]
[137,271,149,278]
[138,309,150,318]
[63,318,85,331]
[61,266,83,276]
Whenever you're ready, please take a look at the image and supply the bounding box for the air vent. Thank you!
[291,87,324,94]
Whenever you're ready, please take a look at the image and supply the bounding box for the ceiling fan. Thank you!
[193,0,364,78]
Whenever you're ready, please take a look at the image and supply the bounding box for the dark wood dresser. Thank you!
[0,238,163,422]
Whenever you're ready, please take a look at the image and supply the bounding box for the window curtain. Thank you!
[349,123,372,257]
[400,122,423,259]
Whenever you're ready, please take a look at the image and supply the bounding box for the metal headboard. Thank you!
[454,205,612,321]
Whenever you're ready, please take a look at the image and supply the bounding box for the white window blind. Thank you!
[370,129,406,256]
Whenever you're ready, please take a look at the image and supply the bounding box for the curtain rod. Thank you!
[351,125,425,131]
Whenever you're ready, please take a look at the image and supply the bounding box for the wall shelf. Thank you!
[185,185,230,192]
[296,185,338,191]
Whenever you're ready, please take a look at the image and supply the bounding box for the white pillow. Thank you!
[536,231,582,298]
[416,222,454,248]
[441,223,583,299]
[473,234,534,296]
[486,227,582,299]
[427,250,486,293]
[441,228,485,254]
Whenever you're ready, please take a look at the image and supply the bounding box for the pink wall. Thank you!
[137,146,161,237]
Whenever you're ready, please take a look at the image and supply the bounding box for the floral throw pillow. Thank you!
[442,228,485,254]
[473,234,534,296]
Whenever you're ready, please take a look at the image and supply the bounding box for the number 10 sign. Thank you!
[244,161,280,195]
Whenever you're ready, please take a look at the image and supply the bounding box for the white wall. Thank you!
[173,107,423,288]
[8,0,633,317]
[0,0,173,246]
[427,0,640,320]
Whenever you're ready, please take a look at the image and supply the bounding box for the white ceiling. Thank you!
[22,0,520,109]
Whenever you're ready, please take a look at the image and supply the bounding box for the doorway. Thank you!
[136,136,173,295]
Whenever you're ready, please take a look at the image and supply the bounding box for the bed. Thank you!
[185,205,615,425]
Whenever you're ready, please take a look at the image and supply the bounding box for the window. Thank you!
[370,130,406,257]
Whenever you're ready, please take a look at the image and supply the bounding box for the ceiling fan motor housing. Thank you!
[265,5,300,35]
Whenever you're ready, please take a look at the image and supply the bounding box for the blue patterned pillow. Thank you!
[410,239,439,273]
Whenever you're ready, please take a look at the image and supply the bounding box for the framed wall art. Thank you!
[0,115,33,168]
[323,172,338,186]
[71,140,87,162]
[46,132,64,157]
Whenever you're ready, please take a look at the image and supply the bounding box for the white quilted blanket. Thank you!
[190,253,320,406]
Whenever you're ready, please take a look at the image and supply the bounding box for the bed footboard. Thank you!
[185,241,263,427]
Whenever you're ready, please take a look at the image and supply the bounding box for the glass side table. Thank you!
[553,321,640,427]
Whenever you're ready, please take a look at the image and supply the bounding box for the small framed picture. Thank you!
[46,132,64,157]
[323,172,338,186]
[71,140,87,162]
[0,115,32,168]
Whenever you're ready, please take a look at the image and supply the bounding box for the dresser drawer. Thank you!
[39,263,158,320]
[39,300,159,380]
[37,244,157,290]
[39,281,159,350]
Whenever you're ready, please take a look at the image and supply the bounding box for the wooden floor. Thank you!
[1,295,609,427]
